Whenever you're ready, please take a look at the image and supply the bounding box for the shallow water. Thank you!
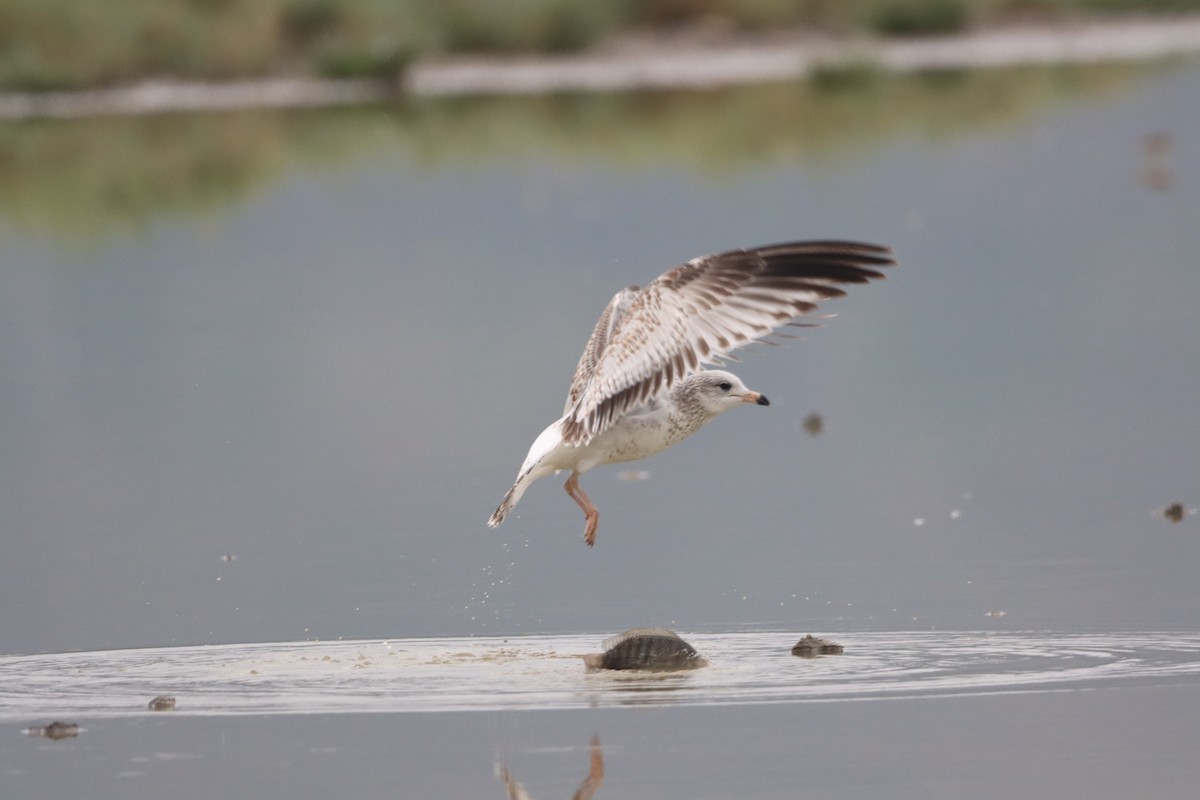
[4,630,1199,720]
[6,631,1200,798]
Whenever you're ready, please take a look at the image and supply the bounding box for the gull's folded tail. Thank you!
[488,420,563,529]
[487,486,516,528]
[487,467,537,528]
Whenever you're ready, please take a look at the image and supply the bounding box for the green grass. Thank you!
[0,0,1193,92]
[316,44,413,81]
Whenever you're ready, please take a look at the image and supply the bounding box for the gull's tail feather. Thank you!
[487,419,564,529]
[488,465,538,528]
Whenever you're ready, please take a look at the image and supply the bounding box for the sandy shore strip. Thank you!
[2,16,1199,120]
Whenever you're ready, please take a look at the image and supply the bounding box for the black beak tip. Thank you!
[756,395,770,406]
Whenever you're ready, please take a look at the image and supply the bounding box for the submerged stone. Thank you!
[25,721,80,740]
[583,627,707,672]
[791,635,844,657]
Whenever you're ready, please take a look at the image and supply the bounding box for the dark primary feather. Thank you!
[560,240,894,446]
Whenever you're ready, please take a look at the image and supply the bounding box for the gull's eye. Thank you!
[718,381,732,392]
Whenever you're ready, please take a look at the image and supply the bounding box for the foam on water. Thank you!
[3,631,1199,720]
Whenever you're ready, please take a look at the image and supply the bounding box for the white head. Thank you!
[676,370,769,416]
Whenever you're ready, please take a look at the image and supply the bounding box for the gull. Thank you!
[487,240,895,546]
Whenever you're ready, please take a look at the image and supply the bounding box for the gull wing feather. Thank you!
[560,240,895,446]
[564,286,641,415]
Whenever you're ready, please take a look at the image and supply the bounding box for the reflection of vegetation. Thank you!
[0,0,1196,91]
[0,111,374,234]
[0,61,1167,235]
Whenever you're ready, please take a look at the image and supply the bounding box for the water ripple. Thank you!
[3,631,1199,720]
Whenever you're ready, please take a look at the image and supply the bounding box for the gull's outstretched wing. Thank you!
[560,240,895,446]
[564,286,640,415]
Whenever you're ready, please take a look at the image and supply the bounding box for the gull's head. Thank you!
[683,370,770,415]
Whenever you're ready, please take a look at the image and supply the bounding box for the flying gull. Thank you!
[487,240,895,546]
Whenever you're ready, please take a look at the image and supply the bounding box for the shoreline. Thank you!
[2,15,1199,121]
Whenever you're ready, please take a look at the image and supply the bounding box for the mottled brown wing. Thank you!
[564,286,641,415]
[560,240,895,446]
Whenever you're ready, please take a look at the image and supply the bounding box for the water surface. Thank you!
[3,63,1197,653]
[5,631,1200,799]
[4,630,1200,719]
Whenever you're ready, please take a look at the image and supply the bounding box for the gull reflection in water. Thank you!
[497,735,604,800]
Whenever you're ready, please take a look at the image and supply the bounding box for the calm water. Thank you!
[2,59,1200,796]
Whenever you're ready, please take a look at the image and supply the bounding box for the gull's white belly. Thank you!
[567,414,690,472]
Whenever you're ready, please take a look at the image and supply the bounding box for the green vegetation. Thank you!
[0,0,1196,92]
[868,1,970,36]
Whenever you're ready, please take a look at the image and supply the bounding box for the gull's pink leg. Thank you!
[564,472,600,547]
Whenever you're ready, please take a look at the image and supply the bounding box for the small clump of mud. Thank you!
[801,412,824,437]
[583,627,707,672]
[148,695,176,711]
[791,635,844,657]
[1157,502,1193,524]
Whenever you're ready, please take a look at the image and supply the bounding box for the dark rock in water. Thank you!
[791,635,844,657]
[148,695,176,711]
[583,627,707,671]
[25,721,80,740]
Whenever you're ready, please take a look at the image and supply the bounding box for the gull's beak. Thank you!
[743,391,770,406]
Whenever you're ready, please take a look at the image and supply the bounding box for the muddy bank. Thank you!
[2,16,1199,120]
